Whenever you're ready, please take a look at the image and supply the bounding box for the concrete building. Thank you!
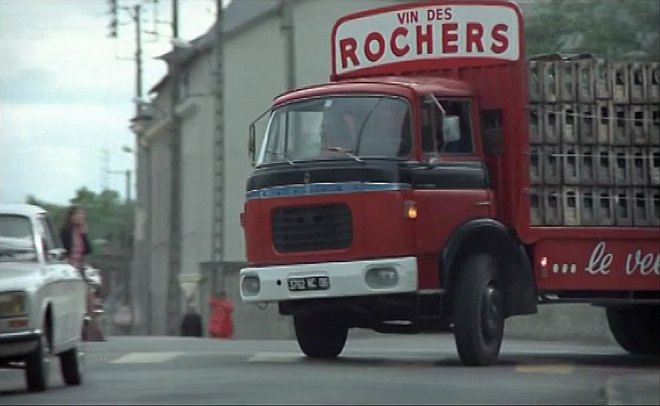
[130,0,404,336]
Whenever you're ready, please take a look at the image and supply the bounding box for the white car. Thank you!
[0,204,87,391]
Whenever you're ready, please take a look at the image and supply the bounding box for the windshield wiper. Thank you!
[321,146,363,163]
[264,149,298,167]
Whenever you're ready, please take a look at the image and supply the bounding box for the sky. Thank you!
[0,0,219,205]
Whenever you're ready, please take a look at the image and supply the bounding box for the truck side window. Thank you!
[421,97,474,156]
[480,109,503,155]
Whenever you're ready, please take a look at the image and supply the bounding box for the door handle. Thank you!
[475,201,491,206]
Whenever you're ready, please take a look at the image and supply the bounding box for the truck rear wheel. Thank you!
[294,315,348,359]
[606,305,660,356]
[453,253,505,366]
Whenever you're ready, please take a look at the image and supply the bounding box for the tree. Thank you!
[26,187,134,262]
[523,0,660,61]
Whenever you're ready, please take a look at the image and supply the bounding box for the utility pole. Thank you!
[134,4,143,115]
[211,0,225,267]
[172,0,179,38]
[125,169,132,203]
[104,0,181,335]
[101,149,110,190]
[107,0,118,38]
[281,0,296,90]
[166,0,185,335]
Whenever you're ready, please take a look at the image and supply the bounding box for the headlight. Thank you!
[241,275,261,297]
[0,292,27,317]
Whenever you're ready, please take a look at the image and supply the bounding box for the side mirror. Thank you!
[47,247,67,261]
[247,107,272,167]
[443,115,461,143]
[248,124,256,167]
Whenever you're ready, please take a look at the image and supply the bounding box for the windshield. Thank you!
[257,96,412,165]
[0,215,38,263]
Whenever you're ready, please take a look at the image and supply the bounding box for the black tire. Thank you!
[25,332,51,392]
[294,315,348,359]
[453,253,505,366]
[606,305,660,356]
[60,346,84,385]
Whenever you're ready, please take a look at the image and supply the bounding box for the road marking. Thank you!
[247,352,305,363]
[111,352,184,364]
[383,360,435,368]
[515,363,575,374]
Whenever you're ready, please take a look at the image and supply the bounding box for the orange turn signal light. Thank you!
[404,200,418,219]
[9,318,28,328]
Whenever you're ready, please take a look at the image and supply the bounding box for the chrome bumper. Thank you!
[0,330,41,359]
[240,256,418,302]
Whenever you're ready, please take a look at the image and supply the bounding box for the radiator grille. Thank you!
[272,204,352,253]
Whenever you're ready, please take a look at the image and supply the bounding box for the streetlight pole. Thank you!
[125,169,132,203]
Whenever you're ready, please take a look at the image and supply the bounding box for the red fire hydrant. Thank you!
[208,296,234,339]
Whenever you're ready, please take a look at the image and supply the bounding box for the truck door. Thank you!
[411,95,493,288]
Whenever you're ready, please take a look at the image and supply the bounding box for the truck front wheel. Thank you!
[294,314,348,359]
[453,253,505,366]
[606,305,660,356]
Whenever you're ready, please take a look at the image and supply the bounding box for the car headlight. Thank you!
[0,291,27,317]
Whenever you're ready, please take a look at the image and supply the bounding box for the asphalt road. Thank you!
[1,333,658,405]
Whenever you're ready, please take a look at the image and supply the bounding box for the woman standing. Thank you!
[60,206,105,341]
[60,205,91,272]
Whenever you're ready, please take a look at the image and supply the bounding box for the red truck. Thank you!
[240,0,660,365]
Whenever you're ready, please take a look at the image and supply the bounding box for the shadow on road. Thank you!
[296,352,660,370]
[0,382,76,398]
[502,352,660,369]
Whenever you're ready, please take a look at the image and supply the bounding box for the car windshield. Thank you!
[0,215,38,263]
[256,96,412,165]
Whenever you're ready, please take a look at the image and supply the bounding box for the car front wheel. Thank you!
[60,344,84,385]
[25,331,51,392]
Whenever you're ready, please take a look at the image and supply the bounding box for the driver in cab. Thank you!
[320,105,358,156]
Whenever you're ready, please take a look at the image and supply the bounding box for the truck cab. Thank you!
[245,76,492,272]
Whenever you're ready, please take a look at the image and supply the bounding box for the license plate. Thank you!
[287,276,330,291]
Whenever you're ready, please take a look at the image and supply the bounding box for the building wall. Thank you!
[147,129,173,335]
[179,55,215,280]
[222,12,287,262]
[293,0,401,88]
